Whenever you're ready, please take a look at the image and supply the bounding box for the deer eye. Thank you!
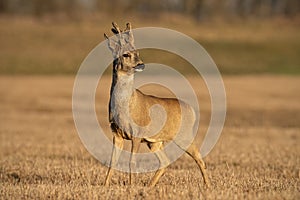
[123,53,130,58]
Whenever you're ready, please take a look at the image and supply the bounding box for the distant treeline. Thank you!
[0,0,299,20]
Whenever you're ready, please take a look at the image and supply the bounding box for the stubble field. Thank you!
[0,75,299,199]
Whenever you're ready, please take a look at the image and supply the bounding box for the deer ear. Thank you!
[104,33,119,58]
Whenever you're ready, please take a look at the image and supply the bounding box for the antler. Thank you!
[124,23,135,49]
[112,22,126,46]
[104,22,135,58]
[111,22,121,34]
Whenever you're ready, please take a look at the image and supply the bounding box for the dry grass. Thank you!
[1,75,299,199]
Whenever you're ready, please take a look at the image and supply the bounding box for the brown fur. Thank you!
[104,22,210,187]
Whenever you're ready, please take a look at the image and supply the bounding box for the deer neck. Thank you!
[110,67,136,131]
[111,72,135,102]
[110,60,135,100]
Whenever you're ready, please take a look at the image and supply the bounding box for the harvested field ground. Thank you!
[0,75,299,199]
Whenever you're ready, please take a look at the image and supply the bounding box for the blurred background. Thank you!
[0,0,299,75]
[1,2,300,198]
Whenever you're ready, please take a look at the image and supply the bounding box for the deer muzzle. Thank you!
[134,63,145,72]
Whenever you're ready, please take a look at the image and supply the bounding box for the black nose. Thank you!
[135,63,145,71]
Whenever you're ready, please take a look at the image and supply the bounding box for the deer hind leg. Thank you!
[147,142,169,187]
[129,138,141,185]
[104,134,124,186]
[185,144,210,187]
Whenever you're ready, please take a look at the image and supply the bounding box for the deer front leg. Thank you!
[104,134,124,186]
[129,137,141,185]
[147,142,170,187]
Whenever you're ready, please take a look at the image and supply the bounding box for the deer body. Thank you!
[104,22,210,187]
[110,70,195,142]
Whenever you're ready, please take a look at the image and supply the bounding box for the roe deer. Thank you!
[104,22,210,187]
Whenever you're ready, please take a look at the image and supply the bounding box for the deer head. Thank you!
[104,22,145,75]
